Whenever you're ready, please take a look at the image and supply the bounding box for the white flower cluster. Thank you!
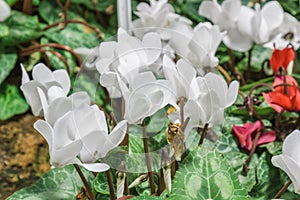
[20,64,127,172]
[199,0,300,51]
[95,0,239,138]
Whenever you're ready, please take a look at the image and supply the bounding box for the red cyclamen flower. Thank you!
[232,120,276,151]
[263,75,300,112]
[270,45,295,75]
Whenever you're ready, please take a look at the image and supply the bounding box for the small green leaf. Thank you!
[6,165,94,200]
[0,11,42,46]
[0,84,29,121]
[94,172,116,195]
[0,50,17,84]
[169,148,250,200]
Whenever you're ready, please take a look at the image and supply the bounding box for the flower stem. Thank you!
[243,130,261,174]
[274,179,292,199]
[102,158,115,200]
[73,164,96,200]
[198,123,209,146]
[247,48,253,81]
[142,121,156,194]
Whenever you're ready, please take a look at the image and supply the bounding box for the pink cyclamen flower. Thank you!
[232,120,276,151]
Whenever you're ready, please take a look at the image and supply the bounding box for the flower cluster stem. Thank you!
[73,164,96,200]
[142,121,156,194]
[274,179,292,199]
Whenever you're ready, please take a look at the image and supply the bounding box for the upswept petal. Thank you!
[198,0,221,24]
[282,130,300,164]
[223,27,253,52]
[21,64,30,84]
[142,32,162,65]
[32,63,54,83]
[34,120,53,150]
[272,155,300,194]
[52,70,70,95]
[225,80,239,107]
[237,6,254,37]
[261,1,283,32]
[0,0,11,22]
[221,0,241,21]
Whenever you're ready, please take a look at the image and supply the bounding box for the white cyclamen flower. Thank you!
[132,0,192,39]
[118,71,178,124]
[188,22,224,74]
[272,129,300,194]
[185,72,239,127]
[96,28,162,98]
[264,12,300,50]
[0,0,11,22]
[20,63,70,116]
[199,0,242,31]
[34,103,127,172]
[225,1,284,51]
[37,86,90,126]
[163,55,196,98]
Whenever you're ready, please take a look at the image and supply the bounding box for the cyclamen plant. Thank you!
[3,0,300,199]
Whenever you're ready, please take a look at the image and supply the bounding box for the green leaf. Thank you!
[0,50,17,84]
[131,195,163,199]
[0,11,42,46]
[169,148,250,200]
[71,0,115,12]
[0,24,9,38]
[0,84,29,121]
[6,165,94,200]
[94,172,116,195]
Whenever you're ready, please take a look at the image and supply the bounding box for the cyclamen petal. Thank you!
[0,0,11,22]
[271,130,300,194]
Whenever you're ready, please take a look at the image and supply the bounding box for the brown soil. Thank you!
[0,113,50,200]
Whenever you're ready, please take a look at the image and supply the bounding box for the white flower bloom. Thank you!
[34,103,127,172]
[37,86,90,126]
[74,47,100,69]
[162,55,196,98]
[96,28,162,98]
[0,0,11,22]
[271,129,300,194]
[225,1,283,51]
[20,63,70,116]
[264,12,300,50]
[199,0,241,31]
[185,73,239,127]
[187,23,224,74]
[132,0,192,39]
[118,71,178,124]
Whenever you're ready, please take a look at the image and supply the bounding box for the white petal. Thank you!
[125,94,151,124]
[69,91,91,106]
[261,1,283,32]
[225,80,239,107]
[34,120,53,149]
[80,131,106,162]
[51,140,82,166]
[223,26,253,52]
[96,58,112,74]
[80,163,110,172]
[100,72,118,87]
[20,64,30,84]
[37,87,48,114]
[0,0,11,22]
[53,70,70,95]
[45,98,72,126]
[282,130,300,164]
[132,71,156,90]
[221,0,241,21]
[142,32,162,65]
[100,41,117,58]
[198,0,221,24]
[102,120,128,157]
[20,81,44,116]
[237,6,255,37]
[47,86,66,103]
[32,63,54,83]
[272,155,300,194]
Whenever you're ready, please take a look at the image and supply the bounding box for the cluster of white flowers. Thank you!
[94,0,239,140]
[20,63,127,172]
[199,0,300,51]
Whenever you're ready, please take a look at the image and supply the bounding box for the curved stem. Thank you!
[102,158,115,200]
[218,65,232,83]
[43,20,104,38]
[73,164,96,200]
[243,130,261,174]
